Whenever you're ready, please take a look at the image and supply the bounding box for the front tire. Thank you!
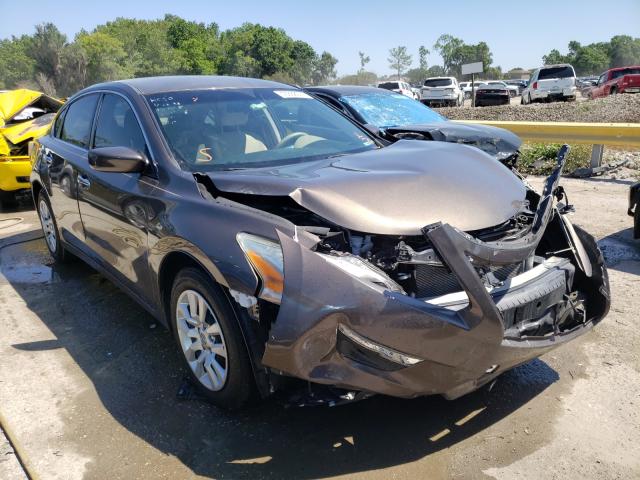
[634,205,640,239]
[170,267,257,410]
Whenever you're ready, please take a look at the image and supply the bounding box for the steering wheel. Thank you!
[275,132,308,149]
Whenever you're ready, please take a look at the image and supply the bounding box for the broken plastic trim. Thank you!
[385,145,571,332]
[337,324,423,367]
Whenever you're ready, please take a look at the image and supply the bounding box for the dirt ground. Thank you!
[0,176,639,480]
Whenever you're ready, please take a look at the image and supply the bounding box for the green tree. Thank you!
[58,42,87,95]
[434,35,493,77]
[337,71,377,86]
[418,45,429,70]
[312,51,338,85]
[165,15,220,74]
[76,31,131,85]
[28,23,67,92]
[433,34,465,75]
[608,35,640,68]
[542,48,571,65]
[388,46,412,79]
[0,36,35,89]
[96,17,183,77]
[289,40,316,84]
[425,65,446,77]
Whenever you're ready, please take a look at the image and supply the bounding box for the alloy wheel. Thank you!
[176,289,228,391]
[38,198,57,253]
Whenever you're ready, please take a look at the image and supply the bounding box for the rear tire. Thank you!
[37,190,68,263]
[634,205,640,240]
[170,267,257,410]
[611,86,618,95]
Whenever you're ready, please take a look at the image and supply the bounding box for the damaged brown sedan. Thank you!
[30,76,610,409]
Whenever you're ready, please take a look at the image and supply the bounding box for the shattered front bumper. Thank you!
[262,146,610,399]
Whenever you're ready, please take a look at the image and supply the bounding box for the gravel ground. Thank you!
[437,94,640,123]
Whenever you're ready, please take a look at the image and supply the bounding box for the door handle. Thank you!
[77,174,91,189]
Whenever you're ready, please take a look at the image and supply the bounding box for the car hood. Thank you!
[385,121,521,162]
[208,141,527,235]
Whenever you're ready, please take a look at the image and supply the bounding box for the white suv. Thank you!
[377,81,418,99]
[522,64,577,104]
[420,77,464,107]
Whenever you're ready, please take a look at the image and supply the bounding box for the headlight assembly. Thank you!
[322,254,404,294]
[237,233,284,304]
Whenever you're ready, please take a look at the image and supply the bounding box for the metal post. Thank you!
[471,73,475,108]
[590,144,604,168]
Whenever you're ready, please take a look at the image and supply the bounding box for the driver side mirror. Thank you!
[88,146,148,173]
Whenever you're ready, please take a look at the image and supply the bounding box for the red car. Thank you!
[589,66,640,98]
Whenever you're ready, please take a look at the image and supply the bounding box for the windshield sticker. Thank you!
[274,90,312,99]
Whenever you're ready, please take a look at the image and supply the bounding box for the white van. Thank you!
[522,64,577,104]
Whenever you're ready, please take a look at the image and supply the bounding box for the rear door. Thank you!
[41,93,100,250]
[76,92,155,303]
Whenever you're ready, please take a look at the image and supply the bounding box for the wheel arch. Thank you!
[157,250,228,328]
[157,249,272,397]
[31,179,43,204]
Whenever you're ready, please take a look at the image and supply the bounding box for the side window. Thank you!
[599,73,607,85]
[53,108,67,138]
[60,94,99,148]
[94,94,147,153]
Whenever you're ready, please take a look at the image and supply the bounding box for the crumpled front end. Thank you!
[0,90,62,193]
[260,146,610,399]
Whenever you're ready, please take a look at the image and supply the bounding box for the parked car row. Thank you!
[29,75,610,409]
[377,80,419,100]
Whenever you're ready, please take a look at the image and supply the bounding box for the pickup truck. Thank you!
[589,66,640,99]
[521,64,577,104]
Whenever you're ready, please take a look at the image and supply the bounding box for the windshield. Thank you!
[146,88,377,171]
[423,78,452,87]
[340,92,445,128]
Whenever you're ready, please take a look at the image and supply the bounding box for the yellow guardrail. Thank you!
[453,120,640,148]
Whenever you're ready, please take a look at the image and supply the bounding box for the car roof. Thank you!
[305,85,396,97]
[540,64,574,69]
[85,75,292,95]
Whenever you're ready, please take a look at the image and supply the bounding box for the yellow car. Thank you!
[0,89,63,206]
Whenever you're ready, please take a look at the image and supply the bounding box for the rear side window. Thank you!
[94,94,147,153]
[539,66,575,80]
[613,68,640,78]
[378,82,400,90]
[60,94,99,148]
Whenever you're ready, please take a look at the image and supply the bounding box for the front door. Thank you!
[76,93,155,302]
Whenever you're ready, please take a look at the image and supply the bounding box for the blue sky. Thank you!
[1,0,638,75]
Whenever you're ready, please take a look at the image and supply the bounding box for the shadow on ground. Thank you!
[598,227,640,273]
[1,233,560,479]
